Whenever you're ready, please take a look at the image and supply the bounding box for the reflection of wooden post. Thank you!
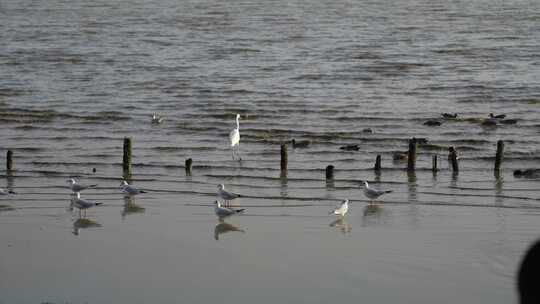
[407,138,417,172]
[432,154,438,173]
[6,150,13,171]
[123,137,132,178]
[325,165,334,179]
[374,155,381,171]
[449,146,459,172]
[494,140,504,173]
[280,144,288,174]
[185,158,192,175]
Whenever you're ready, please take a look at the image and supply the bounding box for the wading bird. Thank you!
[71,192,102,217]
[363,181,392,203]
[229,114,241,160]
[214,200,245,218]
[329,199,349,216]
[67,178,97,193]
[120,180,147,196]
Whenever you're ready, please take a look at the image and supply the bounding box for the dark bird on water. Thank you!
[340,144,360,151]
[489,113,506,119]
[423,120,441,126]
[292,139,311,148]
[441,113,458,119]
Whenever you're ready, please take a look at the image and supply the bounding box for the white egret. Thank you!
[229,114,241,160]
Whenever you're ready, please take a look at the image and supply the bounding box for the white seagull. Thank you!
[214,200,245,217]
[217,184,241,205]
[67,178,97,193]
[0,188,16,195]
[330,199,349,216]
[120,180,147,195]
[229,113,241,160]
[151,113,164,124]
[363,181,392,203]
[71,192,103,217]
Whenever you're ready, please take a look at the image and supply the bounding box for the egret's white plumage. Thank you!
[120,180,146,195]
[229,114,241,160]
[330,199,349,216]
[214,200,245,217]
[363,181,392,202]
[67,178,97,193]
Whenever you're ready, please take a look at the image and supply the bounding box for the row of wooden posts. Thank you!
[4,137,505,179]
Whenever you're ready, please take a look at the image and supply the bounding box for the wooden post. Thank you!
[432,154,438,173]
[494,140,504,172]
[123,137,132,178]
[280,144,288,174]
[449,146,459,172]
[325,165,334,179]
[374,155,381,171]
[185,158,192,175]
[407,138,417,172]
[6,150,13,171]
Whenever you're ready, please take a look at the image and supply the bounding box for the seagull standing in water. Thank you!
[229,114,241,160]
[217,184,241,206]
[363,181,392,203]
[214,200,245,218]
[329,199,349,216]
[120,180,147,196]
[67,178,97,193]
[71,192,103,217]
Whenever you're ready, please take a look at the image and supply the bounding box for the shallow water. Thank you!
[1,0,540,303]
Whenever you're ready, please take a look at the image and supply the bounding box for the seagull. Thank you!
[363,181,392,203]
[120,180,147,195]
[229,113,241,160]
[291,139,310,148]
[0,188,16,195]
[214,200,245,218]
[71,192,103,217]
[151,113,164,124]
[217,184,241,205]
[329,199,349,216]
[66,178,97,193]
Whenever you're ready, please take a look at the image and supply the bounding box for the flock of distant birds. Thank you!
[423,112,517,127]
[0,110,534,221]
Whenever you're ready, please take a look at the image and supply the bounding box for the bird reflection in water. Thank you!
[329,217,352,234]
[72,218,101,236]
[362,204,384,227]
[214,218,245,241]
[122,196,145,219]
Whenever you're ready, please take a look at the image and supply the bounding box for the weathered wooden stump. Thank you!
[123,137,132,178]
[280,144,288,175]
[449,146,459,172]
[6,150,13,171]
[326,165,334,179]
[432,154,438,173]
[374,155,381,171]
[494,140,504,172]
[185,158,193,175]
[407,138,417,172]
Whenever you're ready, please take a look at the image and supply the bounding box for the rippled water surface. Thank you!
[1,0,539,303]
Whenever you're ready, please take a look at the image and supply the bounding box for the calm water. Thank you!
[1,0,539,303]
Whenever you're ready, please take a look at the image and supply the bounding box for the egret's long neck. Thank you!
[236,116,240,130]
[216,201,221,207]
